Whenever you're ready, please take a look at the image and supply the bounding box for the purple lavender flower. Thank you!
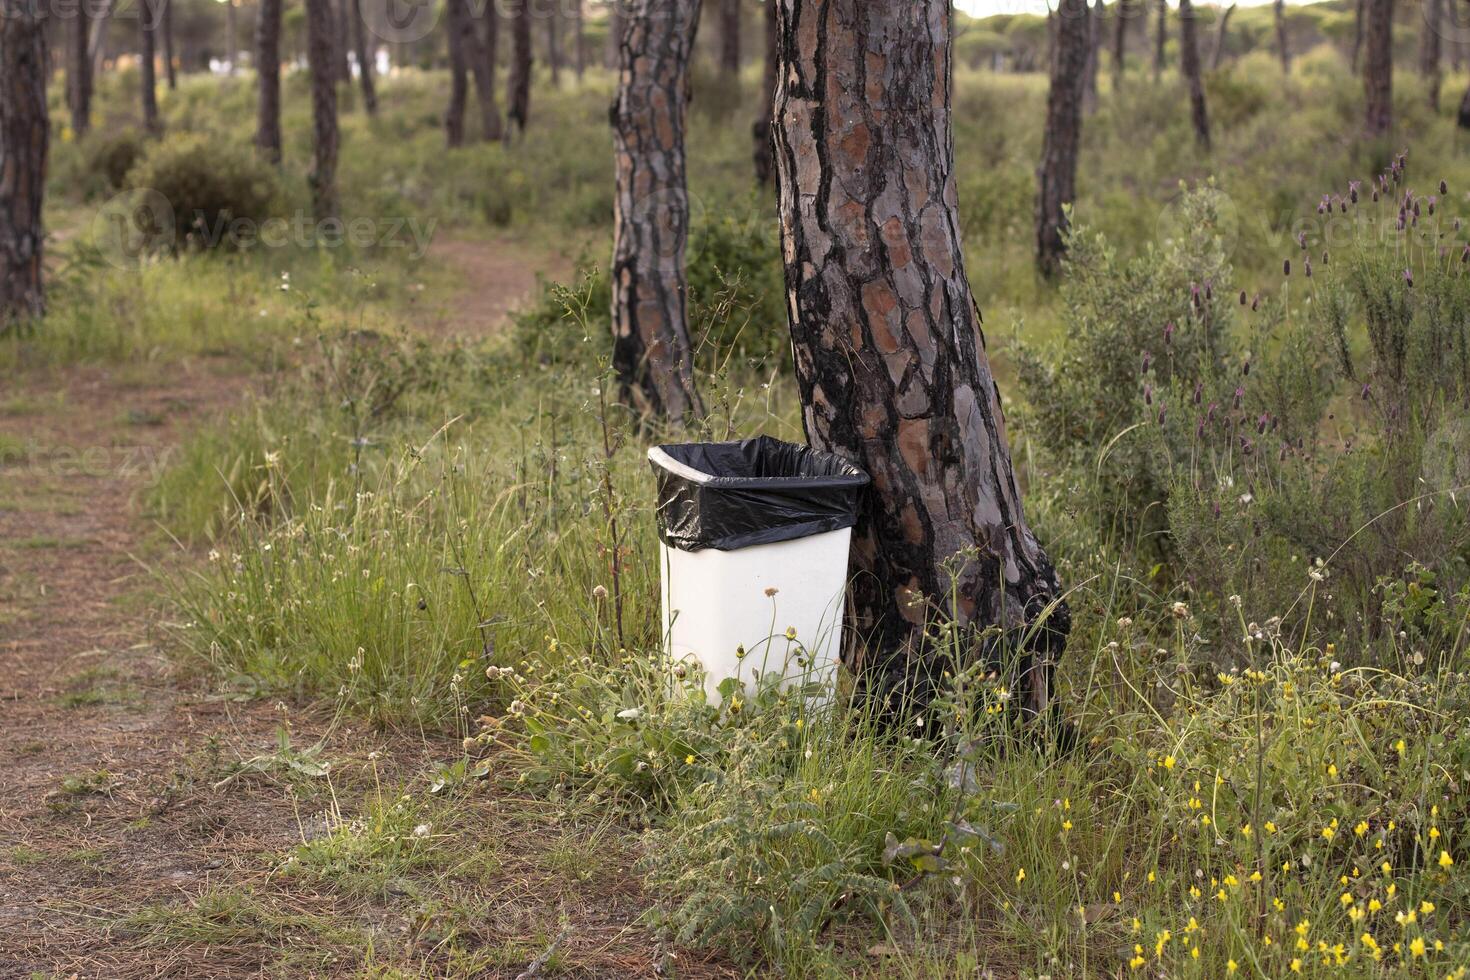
[1233,387,1244,409]
[1404,268,1414,287]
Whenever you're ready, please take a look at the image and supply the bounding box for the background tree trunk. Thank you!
[573,0,586,78]
[305,0,339,219]
[89,0,113,77]
[255,0,283,163]
[0,0,49,328]
[1273,0,1289,73]
[162,0,176,88]
[773,0,1069,713]
[467,0,503,140]
[718,0,740,76]
[139,0,160,133]
[1352,0,1364,72]
[1153,0,1165,81]
[1459,79,1470,129]
[1211,2,1234,70]
[1112,0,1129,86]
[1421,0,1442,111]
[446,1,468,146]
[605,1,623,68]
[1363,0,1393,137]
[352,0,377,115]
[225,0,236,74]
[69,2,92,136]
[507,0,533,138]
[335,0,351,82]
[751,0,776,184]
[1179,0,1210,149]
[1037,0,1089,278]
[547,0,562,86]
[610,0,704,421]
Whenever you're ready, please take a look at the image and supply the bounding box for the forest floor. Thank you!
[0,240,723,978]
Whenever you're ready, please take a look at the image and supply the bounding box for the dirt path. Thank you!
[0,243,713,978]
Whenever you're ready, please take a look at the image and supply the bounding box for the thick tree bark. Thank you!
[610,0,704,421]
[69,1,92,135]
[1211,2,1234,70]
[446,0,468,147]
[547,0,562,85]
[139,0,160,133]
[255,0,283,163]
[773,0,1069,714]
[1152,0,1165,81]
[352,0,377,115]
[0,0,48,328]
[162,0,176,88]
[751,0,777,184]
[1421,0,1442,111]
[1352,0,1364,72]
[1037,0,1088,278]
[507,0,533,139]
[718,0,739,75]
[1179,0,1210,149]
[1363,0,1393,138]
[305,0,339,219]
[465,0,503,140]
[1082,0,1100,113]
[1273,0,1289,73]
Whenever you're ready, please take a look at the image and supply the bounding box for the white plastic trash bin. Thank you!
[648,437,870,702]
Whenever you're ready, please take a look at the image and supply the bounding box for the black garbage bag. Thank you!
[649,435,870,552]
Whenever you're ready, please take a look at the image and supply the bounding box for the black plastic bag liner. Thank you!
[649,436,870,552]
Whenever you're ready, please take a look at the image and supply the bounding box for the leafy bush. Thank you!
[126,133,284,251]
[85,130,148,195]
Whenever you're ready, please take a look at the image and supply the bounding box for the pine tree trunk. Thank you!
[335,0,351,82]
[466,0,503,140]
[1352,0,1364,72]
[255,0,283,163]
[89,0,113,76]
[751,0,776,184]
[225,0,236,73]
[1212,2,1234,71]
[719,0,739,75]
[773,0,1069,713]
[1152,0,1165,81]
[1112,0,1128,87]
[305,0,339,219]
[507,0,533,138]
[1082,0,1100,113]
[1179,0,1210,149]
[573,0,586,78]
[610,0,704,421]
[547,0,562,86]
[69,1,92,135]
[1421,0,1442,111]
[1459,79,1470,129]
[352,0,377,115]
[1273,0,1289,73]
[1363,0,1393,138]
[605,1,622,68]
[139,0,160,132]
[1037,0,1088,278]
[446,0,468,146]
[0,0,48,329]
[162,0,176,88]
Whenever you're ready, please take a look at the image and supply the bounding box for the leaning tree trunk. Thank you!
[719,0,740,76]
[139,0,160,133]
[1112,0,1129,87]
[1421,0,1442,111]
[1273,0,1289,73]
[255,0,283,163]
[466,0,503,141]
[351,0,377,115]
[1212,2,1234,71]
[1179,0,1210,149]
[773,0,1069,715]
[1153,0,1165,81]
[1363,0,1393,138]
[507,0,533,139]
[69,1,92,136]
[752,0,777,184]
[1082,0,1101,113]
[305,0,339,219]
[445,0,469,147]
[610,0,705,421]
[162,0,176,88]
[1037,0,1089,278]
[0,0,48,329]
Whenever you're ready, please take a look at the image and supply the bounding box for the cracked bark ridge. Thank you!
[1036,0,1088,278]
[305,0,339,220]
[610,0,705,421]
[1179,0,1210,150]
[256,0,283,163]
[1363,0,1393,137]
[0,0,48,327]
[773,0,1070,717]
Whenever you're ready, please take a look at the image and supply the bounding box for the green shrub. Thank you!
[126,133,284,251]
[85,130,148,194]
